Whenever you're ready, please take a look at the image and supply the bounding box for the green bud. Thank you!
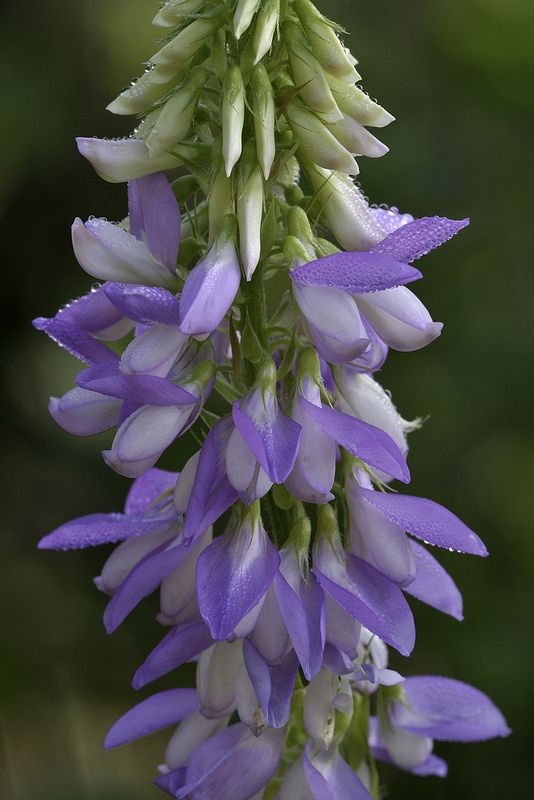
[316,503,342,548]
[297,347,322,388]
[233,0,261,39]
[237,146,264,279]
[288,205,315,254]
[326,73,395,128]
[250,64,276,179]
[222,65,245,176]
[208,158,234,244]
[282,234,313,266]
[251,0,280,65]
[182,359,216,398]
[146,67,207,156]
[325,113,389,158]
[287,103,359,174]
[283,21,342,122]
[152,0,205,28]
[150,17,221,79]
[292,0,360,82]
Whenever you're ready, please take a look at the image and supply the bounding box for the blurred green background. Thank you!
[1,0,532,797]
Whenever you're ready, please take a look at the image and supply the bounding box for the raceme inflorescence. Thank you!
[35,1,510,797]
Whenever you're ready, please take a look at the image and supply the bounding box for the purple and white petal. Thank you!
[196,514,280,640]
[103,282,181,326]
[180,238,241,336]
[133,619,213,689]
[355,287,442,352]
[243,639,299,728]
[391,676,511,741]
[197,641,243,719]
[128,173,180,272]
[49,387,121,436]
[76,136,182,182]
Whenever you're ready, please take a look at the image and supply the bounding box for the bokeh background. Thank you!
[1,0,532,797]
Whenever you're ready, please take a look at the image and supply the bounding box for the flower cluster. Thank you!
[36,1,509,797]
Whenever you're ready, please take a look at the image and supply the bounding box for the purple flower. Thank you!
[278,742,371,800]
[196,503,280,641]
[72,172,180,287]
[179,225,242,336]
[370,675,510,776]
[230,360,302,485]
[155,723,284,800]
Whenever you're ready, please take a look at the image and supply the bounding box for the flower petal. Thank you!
[33,316,119,366]
[104,689,198,749]
[372,216,469,263]
[76,136,182,182]
[355,287,442,352]
[232,399,301,484]
[128,173,180,272]
[404,540,463,620]
[133,620,213,689]
[243,639,299,728]
[39,508,175,551]
[300,397,410,483]
[104,282,181,326]
[356,488,488,555]
[392,676,510,741]
[197,521,280,640]
[78,366,196,406]
[315,541,415,656]
[49,388,121,436]
[291,251,421,293]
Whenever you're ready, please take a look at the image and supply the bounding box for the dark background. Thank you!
[1,0,532,797]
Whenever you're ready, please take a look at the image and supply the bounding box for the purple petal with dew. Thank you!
[104,539,188,633]
[300,397,410,483]
[104,689,198,749]
[103,282,181,326]
[49,388,121,437]
[315,548,415,657]
[391,676,511,741]
[356,488,487,555]
[243,639,299,729]
[197,525,280,641]
[303,744,372,800]
[274,555,325,680]
[128,173,180,273]
[232,402,301,484]
[56,286,126,336]
[404,540,463,620]
[133,620,213,689]
[125,468,178,514]
[33,316,119,366]
[173,724,284,800]
[38,508,175,551]
[372,216,469,263]
[76,136,182,183]
[370,206,414,237]
[184,418,239,544]
[291,251,421,293]
[77,366,196,406]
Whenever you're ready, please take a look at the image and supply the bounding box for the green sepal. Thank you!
[242,311,266,364]
[272,483,295,511]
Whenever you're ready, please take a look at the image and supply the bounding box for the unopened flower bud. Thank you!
[150,17,220,78]
[326,113,389,158]
[153,0,205,28]
[250,64,276,179]
[305,162,384,250]
[288,206,315,254]
[222,65,245,176]
[286,103,359,174]
[146,67,207,156]
[292,0,360,82]
[107,65,178,116]
[327,72,395,127]
[208,157,234,244]
[237,147,264,279]
[283,21,342,122]
[251,0,280,64]
[233,0,261,39]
